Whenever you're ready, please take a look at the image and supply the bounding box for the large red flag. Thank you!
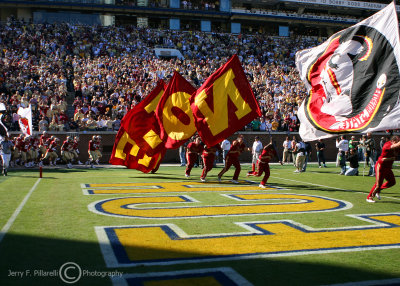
[109,128,165,173]
[156,72,197,149]
[120,80,166,156]
[109,80,167,173]
[296,3,400,141]
[190,55,262,146]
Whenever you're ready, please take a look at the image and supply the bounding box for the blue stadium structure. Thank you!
[0,0,395,36]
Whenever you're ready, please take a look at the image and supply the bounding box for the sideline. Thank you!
[0,178,41,245]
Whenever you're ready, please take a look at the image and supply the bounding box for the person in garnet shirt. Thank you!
[366,135,400,203]
[185,136,203,178]
[42,137,59,166]
[218,134,250,184]
[200,143,222,182]
[247,139,282,188]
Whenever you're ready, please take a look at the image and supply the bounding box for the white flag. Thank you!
[296,2,400,141]
[17,105,33,136]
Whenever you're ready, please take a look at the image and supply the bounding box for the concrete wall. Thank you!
[17,8,32,22]
[0,8,17,21]
[10,131,394,164]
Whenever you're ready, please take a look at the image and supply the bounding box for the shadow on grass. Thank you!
[0,233,399,286]
[10,168,88,174]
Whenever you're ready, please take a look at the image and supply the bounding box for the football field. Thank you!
[0,163,400,286]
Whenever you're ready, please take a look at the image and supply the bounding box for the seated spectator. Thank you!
[113,116,121,131]
[74,109,85,122]
[97,115,108,131]
[259,117,266,131]
[59,111,70,131]
[251,118,261,131]
[86,116,98,131]
[38,116,49,132]
[271,119,279,131]
[105,116,114,131]
[48,118,63,131]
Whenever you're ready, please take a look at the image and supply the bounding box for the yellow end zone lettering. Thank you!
[96,214,400,267]
[82,181,283,195]
[89,193,350,219]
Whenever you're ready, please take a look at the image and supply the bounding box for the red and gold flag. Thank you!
[190,55,262,146]
[156,72,197,149]
[122,80,166,156]
[109,128,165,173]
[109,80,167,172]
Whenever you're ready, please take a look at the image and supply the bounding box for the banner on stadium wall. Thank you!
[156,71,197,149]
[109,128,165,173]
[284,0,400,12]
[17,105,33,136]
[123,80,167,156]
[190,54,262,146]
[296,2,400,141]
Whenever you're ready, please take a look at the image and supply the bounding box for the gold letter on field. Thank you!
[194,69,252,136]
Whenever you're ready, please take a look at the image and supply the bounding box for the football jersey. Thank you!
[377,141,396,168]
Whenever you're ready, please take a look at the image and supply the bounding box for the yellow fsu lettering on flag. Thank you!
[115,132,139,160]
[143,89,164,148]
[143,129,163,149]
[162,91,196,141]
[195,69,252,136]
[137,153,152,167]
[144,89,164,113]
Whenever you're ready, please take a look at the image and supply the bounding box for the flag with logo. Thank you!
[17,105,33,136]
[296,2,400,141]
[190,55,262,146]
[124,80,166,156]
[156,72,197,149]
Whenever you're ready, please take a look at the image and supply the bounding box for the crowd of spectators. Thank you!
[0,17,323,134]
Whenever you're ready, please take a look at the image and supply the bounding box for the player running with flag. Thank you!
[247,138,282,188]
[200,143,222,182]
[218,134,250,184]
[366,135,400,203]
[185,136,203,178]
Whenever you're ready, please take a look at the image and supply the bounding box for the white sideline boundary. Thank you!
[0,178,41,245]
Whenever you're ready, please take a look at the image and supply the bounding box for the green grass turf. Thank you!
[0,163,399,285]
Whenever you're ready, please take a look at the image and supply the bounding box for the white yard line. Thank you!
[270,175,400,201]
[0,178,41,245]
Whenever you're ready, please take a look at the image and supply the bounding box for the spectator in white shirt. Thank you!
[282,136,292,164]
[294,139,306,173]
[250,136,263,174]
[220,139,231,165]
[336,135,349,175]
